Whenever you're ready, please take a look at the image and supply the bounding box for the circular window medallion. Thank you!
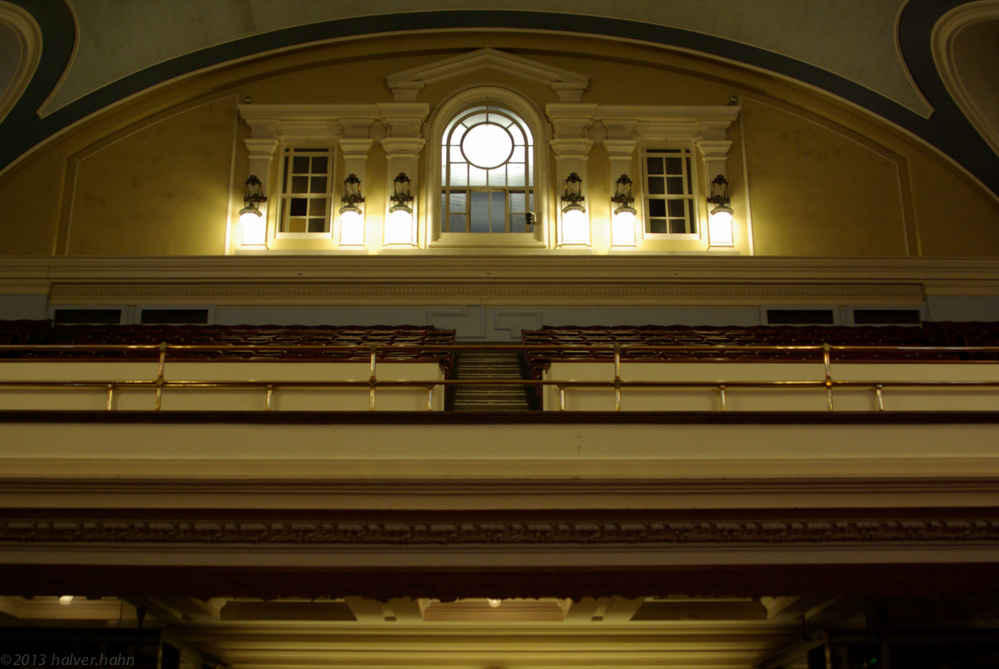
[461,122,514,169]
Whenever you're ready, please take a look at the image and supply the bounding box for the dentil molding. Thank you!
[1,518,996,546]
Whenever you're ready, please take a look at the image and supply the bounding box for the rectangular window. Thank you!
[643,147,698,238]
[278,147,333,235]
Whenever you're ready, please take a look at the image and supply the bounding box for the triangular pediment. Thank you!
[386,48,589,102]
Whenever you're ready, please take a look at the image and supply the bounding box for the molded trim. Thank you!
[0,1,41,125]
[932,0,999,156]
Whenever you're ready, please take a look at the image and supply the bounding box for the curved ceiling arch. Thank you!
[44,0,927,117]
[933,0,999,157]
[1,0,998,200]
[0,1,41,126]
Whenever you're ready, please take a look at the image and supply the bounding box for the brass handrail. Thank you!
[1,341,998,412]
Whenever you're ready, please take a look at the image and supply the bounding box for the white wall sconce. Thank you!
[339,173,365,246]
[560,172,587,245]
[388,172,415,244]
[610,174,638,247]
[239,174,268,246]
[707,174,734,247]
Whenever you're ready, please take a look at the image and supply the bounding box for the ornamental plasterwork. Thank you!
[2,518,996,545]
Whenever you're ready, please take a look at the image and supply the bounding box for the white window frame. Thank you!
[274,144,336,240]
[441,105,535,235]
[425,87,550,249]
[640,145,701,241]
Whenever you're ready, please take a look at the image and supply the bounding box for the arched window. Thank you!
[440,105,534,234]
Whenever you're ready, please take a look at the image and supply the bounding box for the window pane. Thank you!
[686,158,693,192]
[648,177,665,195]
[528,192,534,210]
[668,199,686,217]
[449,213,466,233]
[647,157,664,175]
[507,163,525,186]
[649,219,668,234]
[441,191,447,213]
[307,218,326,233]
[290,198,308,216]
[310,177,327,194]
[293,156,310,173]
[469,166,488,187]
[450,147,463,162]
[309,198,326,216]
[511,146,524,163]
[490,192,505,232]
[450,164,468,187]
[509,191,526,212]
[648,199,666,217]
[449,191,467,213]
[312,156,328,174]
[667,176,685,195]
[470,191,490,233]
[666,157,683,174]
[291,176,308,194]
[287,218,307,233]
[464,112,489,127]
[509,213,527,233]
[488,167,507,187]
[669,219,687,234]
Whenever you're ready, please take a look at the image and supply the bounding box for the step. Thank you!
[447,351,534,412]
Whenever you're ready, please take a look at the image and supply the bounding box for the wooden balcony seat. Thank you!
[522,323,999,379]
[0,321,457,374]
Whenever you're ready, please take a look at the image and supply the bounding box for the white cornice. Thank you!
[2,256,997,306]
[237,103,430,140]
[547,104,741,141]
[386,48,589,102]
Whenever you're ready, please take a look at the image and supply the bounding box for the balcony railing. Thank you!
[1,342,998,412]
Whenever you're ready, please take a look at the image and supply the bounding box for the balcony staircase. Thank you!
[448,350,534,411]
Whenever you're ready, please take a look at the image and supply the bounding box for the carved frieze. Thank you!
[2,518,996,545]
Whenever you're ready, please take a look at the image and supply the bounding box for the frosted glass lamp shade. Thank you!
[339,208,364,246]
[388,207,413,244]
[612,206,637,246]
[708,205,734,247]
[239,207,266,246]
[561,206,587,245]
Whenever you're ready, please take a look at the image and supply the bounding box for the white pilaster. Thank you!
[337,138,374,249]
[381,137,425,248]
[241,138,279,248]
[604,139,639,248]
[550,138,594,249]
[697,137,735,249]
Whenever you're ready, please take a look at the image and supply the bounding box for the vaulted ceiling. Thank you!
[0,0,998,195]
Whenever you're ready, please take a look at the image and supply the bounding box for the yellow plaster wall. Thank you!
[742,98,909,257]
[66,96,236,256]
[909,155,999,256]
[587,143,612,253]
[0,147,64,254]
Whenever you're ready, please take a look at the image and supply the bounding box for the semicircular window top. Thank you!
[441,106,534,234]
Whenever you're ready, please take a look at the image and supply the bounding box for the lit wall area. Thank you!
[0,31,996,259]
